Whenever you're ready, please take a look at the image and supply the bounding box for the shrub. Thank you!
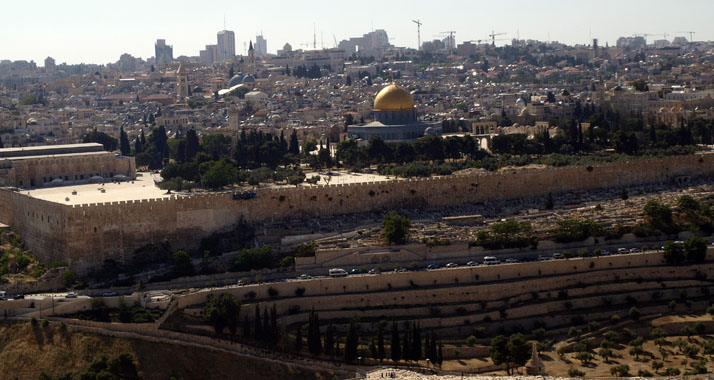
[629,306,641,321]
[637,369,653,377]
[466,335,477,347]
[610,364,630,377]
[568,368,585,377]
[30,317,38,327]
[267,287,279,298]
[383,212,410,245]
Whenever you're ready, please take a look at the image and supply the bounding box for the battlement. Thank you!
[0,152,712,273]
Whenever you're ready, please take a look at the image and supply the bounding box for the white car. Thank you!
[466,261,479,267]
[505,258,520,264]
[445,263,459,268]
[65,292,78,298]
[298,274,311,280]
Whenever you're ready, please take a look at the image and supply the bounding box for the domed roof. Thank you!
[228,74,245,87]
[242,75,255,83]
[374,84,414,111]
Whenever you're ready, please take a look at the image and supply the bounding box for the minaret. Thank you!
[176,63,188,100]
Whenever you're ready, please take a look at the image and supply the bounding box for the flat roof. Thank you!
[3,151,114,162]
[0,143,103,155]
[23,172,178,205]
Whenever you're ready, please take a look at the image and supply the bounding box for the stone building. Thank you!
[0,143,135,188]
[347,84,442,142]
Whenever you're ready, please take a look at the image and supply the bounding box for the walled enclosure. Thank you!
[0,153,713,273]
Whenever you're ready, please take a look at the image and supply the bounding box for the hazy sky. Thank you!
[4,0,714,65]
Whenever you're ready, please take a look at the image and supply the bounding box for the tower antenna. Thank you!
[313,23,317,49]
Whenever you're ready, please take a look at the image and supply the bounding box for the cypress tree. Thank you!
[437,342,443,366]
[295,324,303,353]
[344,318,360,362]
[176,140,186,162]
[140,130,146,145]
[254,303,262,339]
[412,322,422,360]
[184,129,199,162]
[279,130,288,154]
[0,136,5,149]
[119,126,130,156]
[402,324,411,361]
[390,321,401,362]
[270,304,278,343]
[324,324,335,357]
[243,316,250,337]
[263,306,270,341]
[377,322,385,362]
[307,308,322,355]
[370,340,378,359]
[289,129,300,155]
[134,137,142,154]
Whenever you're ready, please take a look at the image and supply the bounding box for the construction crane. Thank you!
[333,34,338,48]
[677,31,696,42]
[489,30,506,46]
[412,20,422,50]
[439,31,456,55]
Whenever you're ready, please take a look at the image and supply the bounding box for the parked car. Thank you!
[552,252,564,260]
[445,262,459,268]
[350,268,360,275]
[629,247,642,253]
[102,291,117,297]
[236,280,245,286]
[466,261,479,267]
[600,249,610,256]
[65,292,78,298]
[537,255,551,262]
[617,248,628,254]
[505,258,520,264]
[368,268,380,275]
[426,264,440,270]
[298,274,311,280]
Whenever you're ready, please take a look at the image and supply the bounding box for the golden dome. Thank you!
[373,84,414,111]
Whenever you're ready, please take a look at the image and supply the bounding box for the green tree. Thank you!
[307,308,322,355]
[377,322,386,362]
[200,160,237,189]
[663,241,686,265]
[489,333,531,375]
[383,211,411,245]
[62,269,76,288]
[344,317,360,362]
[83,129,118,151]
[119,126,130,156]
[684,236,707,262]
[391,321,401,362]
[172,250,194,277]
[202,134,232,160]
[184,129,200,162]
[629,306,641,321]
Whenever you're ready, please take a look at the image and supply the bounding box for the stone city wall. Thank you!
[1,153,713,272]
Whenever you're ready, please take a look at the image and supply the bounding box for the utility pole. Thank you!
[412,20,422,51]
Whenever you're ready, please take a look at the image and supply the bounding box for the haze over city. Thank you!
[4,0,714,64]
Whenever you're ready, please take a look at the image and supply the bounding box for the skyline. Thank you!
[4,0,714,65]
